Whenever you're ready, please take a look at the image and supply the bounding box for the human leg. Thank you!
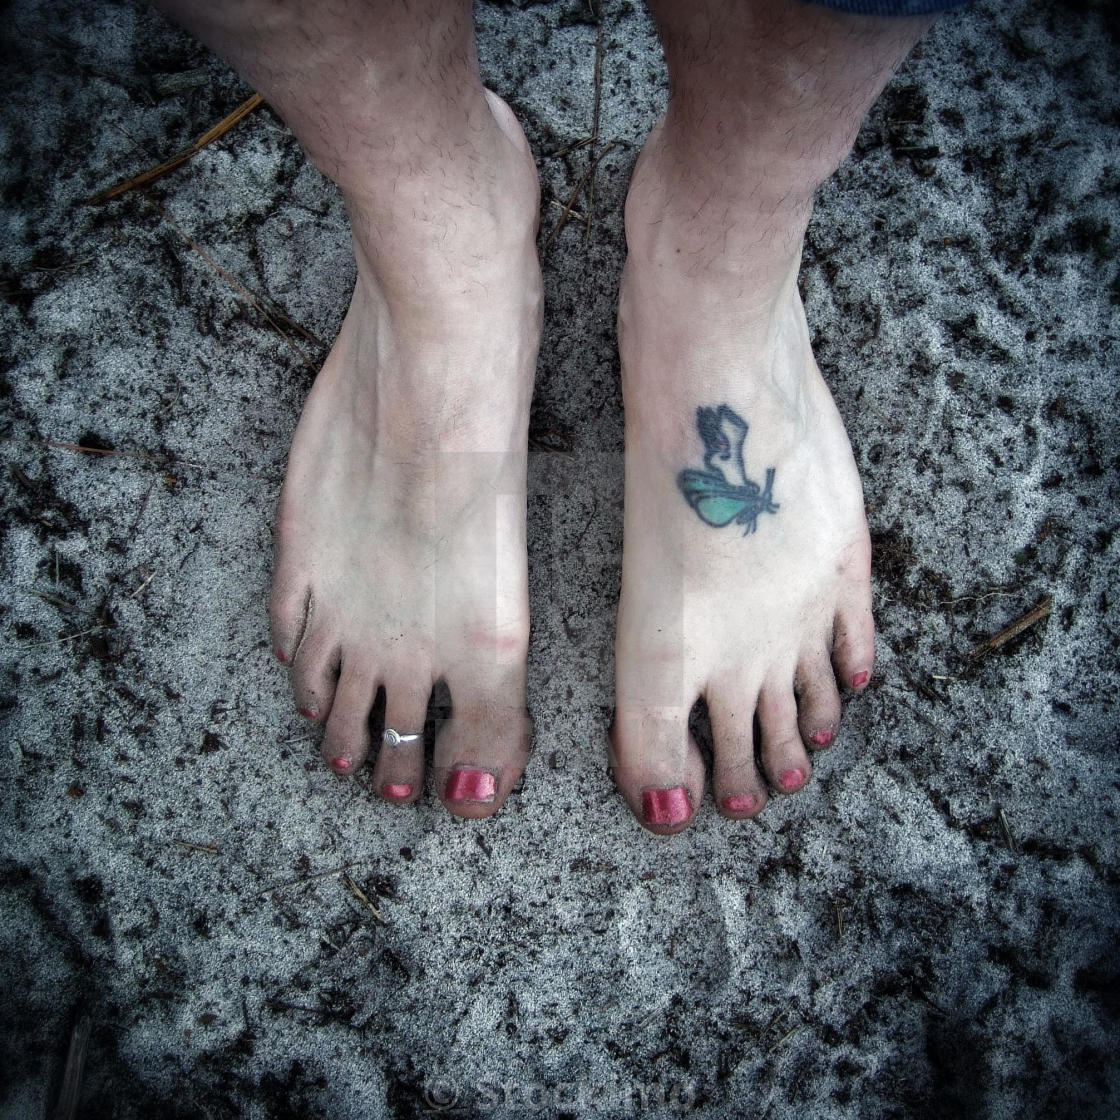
[612,0,931,832]
[153,0,541,814]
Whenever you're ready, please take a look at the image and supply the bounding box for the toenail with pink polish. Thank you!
[721,793,758,814]
[299,705,319,719]
[851,670,869,689]
[779,768,806,791]
[811,727,834,746]
[445,768,496,802]
[331,756,352,772]
[275,648,287,664]
[642,786,691,826]
[382,782,412,800]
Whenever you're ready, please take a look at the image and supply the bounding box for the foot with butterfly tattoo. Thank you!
[610,129,876,833]
[608,0,929,833]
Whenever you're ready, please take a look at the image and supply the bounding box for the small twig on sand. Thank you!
[87,92,264,205]
[265,998,326,1018]
[548,135,595,160]
[20,625,105,650]
[29,437,207,473]
[37,439,161,464]
[889,692,940,731]
[766,1025,801,1057]
[33,590,86,615]
[834,899,844,938]
[159,208,317,375]
[125,481,155,541]
[343,873,384,922]
[52,1014,91,1120]
[257,860,371,897]
[631,989,677,1029]
[175,839,219,853]
[940,587,1016,607]
[902,669,947,705]
[584,18,605,245]
[27,257,94,275]
[544,140,619,250]
[967,594,1053,659]
[997,807,1018,855]
[550,198,587,223]
[862,395,904,434]
[129,569,158,599]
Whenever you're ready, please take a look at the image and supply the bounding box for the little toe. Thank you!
[434,668,530,819]
[757,683,813,795]
[708,688,768,819]
[832,586,875,692]
[320,663,377,775]
[371,678,430,805]
[269,573,310,667]
[290,626,340,723]
[610,706,705,835]
[795,649,842,750]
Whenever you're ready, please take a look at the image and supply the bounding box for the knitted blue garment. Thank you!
[807,0,970,14]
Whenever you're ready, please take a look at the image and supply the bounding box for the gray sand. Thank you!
[1,0,1118,1116]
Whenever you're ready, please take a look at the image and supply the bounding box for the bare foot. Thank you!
[270,92,541,817]
[611,122,876,834]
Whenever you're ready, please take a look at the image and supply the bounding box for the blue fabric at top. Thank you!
[807,0,970,14]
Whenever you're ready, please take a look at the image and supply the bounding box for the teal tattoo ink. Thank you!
[677,405,778,535]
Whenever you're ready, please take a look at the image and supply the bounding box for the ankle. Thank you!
[334,87,528,205]
[662,99,845,203]
[342,94,541,307]
[624,122,815,285]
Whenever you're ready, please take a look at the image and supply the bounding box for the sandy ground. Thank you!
[1,0,1118,1116]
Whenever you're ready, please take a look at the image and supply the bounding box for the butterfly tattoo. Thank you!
[677,404,779,535]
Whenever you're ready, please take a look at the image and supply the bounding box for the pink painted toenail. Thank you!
[811,728,834,746]
[382,782,412,800]
[851,670,870,689]
[275,648,287,664]
[642,786,691,826]
[299,706,318,719]
[721,794,758,814]
[779,768,806,792]
[445,768,496,803]
[331,757,352,772]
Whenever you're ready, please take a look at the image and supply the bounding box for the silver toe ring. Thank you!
[382,728,422,748]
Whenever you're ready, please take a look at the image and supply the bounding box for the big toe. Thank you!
[610,702,705,835]
[434,666,530,819]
